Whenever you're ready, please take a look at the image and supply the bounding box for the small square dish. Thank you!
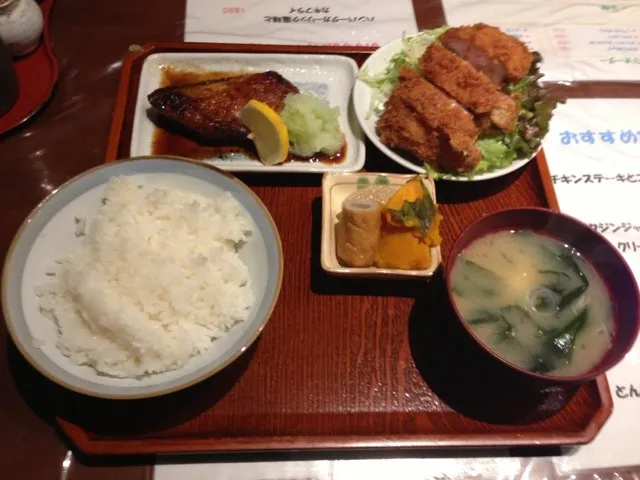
[321,172,441,278]
[131,52,365,173]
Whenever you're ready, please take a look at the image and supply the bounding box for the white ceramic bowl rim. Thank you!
[2,156,283,399]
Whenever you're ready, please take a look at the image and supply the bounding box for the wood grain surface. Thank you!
[54,43,612,455]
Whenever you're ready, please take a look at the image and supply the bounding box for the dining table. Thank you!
[2,0,640,479]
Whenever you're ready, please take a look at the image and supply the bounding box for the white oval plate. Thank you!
[132,53,365,173]
[352,37,537,181]
[2,156,283,399]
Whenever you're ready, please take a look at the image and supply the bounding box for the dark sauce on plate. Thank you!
[150,67,346,165]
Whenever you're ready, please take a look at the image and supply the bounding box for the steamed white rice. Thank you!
[36,176,254,378]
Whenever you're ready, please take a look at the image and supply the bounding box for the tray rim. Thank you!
[61,41,613,456]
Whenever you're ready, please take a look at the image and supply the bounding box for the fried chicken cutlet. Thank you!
[148,71,299,141]
[378,67,481,173]
[441,23,533,83]
[420,42,517,132]
[378,96,441,166]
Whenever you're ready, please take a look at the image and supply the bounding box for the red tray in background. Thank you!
[56,42,612,455]
[0,0,59,135]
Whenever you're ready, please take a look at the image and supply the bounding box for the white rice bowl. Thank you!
[3,158,282,399]
[36,176,255,378]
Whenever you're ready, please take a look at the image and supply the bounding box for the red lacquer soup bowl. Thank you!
[445,208,640,386]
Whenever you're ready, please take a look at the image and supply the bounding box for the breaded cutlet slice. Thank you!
[420,42,517,132]
[378,95,440,166]
[441,23,533,83]
[393,67,481,173]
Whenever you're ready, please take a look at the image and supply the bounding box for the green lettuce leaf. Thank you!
[535,99,556,138]
[475,137,518,174]
[357,27,449,117]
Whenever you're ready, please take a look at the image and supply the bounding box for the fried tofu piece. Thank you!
[390,67,481,173]
[441,23,533,83]
[420,42,517,132]
[378,96,440,167]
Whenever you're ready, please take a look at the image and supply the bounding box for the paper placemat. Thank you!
[543,98,640,472]
[185,0,417,46]
[442,0,640,27]
[156,460,333,480]
[441,0,640,80]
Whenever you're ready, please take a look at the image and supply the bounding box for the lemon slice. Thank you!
[237,100,289,165]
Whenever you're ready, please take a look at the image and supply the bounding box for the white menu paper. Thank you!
[442,0,640,27]
[440,0,640,80]
[543,98,640,276]
[543,99,640,471]
[156,460,333,480]
[185,0,418,46]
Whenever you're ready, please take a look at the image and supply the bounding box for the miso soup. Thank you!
[450,230,614,377]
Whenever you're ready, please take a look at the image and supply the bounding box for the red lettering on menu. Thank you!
[223,7,245,14]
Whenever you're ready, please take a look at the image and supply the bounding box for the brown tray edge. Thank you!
[69,42,614,456]
[58,389,612,457]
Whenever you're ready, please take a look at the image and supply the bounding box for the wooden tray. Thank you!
[56,43,612,455]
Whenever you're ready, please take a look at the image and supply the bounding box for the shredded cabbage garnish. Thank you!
[358,27,449,118]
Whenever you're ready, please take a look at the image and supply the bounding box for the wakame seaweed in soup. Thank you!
[450,230,614,377]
